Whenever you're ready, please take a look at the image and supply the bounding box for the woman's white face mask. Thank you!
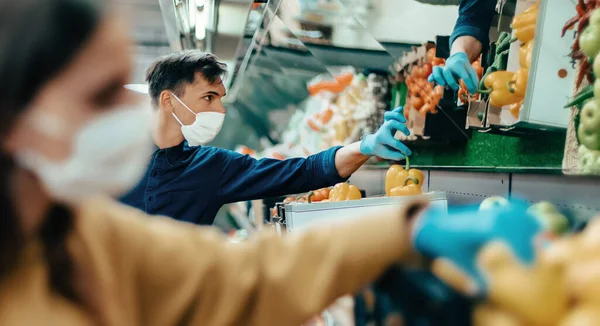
[15,105,154,204]
[170,92,224,147]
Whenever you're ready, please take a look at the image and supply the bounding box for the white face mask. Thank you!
[170,92,224,147]
[15,106,154,204]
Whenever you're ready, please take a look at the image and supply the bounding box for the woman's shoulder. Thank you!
[72,197,151,245]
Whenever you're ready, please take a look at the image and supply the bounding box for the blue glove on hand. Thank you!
[428,52,479,94]
[411,201,542,297]
[360,107,411,161]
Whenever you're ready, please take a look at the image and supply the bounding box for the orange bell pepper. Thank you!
[385,156,424,196]
[329,182,362,202]
[308,187,331,203]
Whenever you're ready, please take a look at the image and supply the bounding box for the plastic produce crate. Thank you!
[284,192,447,232]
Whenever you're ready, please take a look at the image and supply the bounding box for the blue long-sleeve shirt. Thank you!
[120,142,346,225]
[450,0,497,48]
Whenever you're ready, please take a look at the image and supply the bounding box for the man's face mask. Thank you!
[170,92,225,147]
[15,104,154,204]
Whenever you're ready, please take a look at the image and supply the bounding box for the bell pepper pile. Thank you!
[281,183,362,204]
[404,47,445,119]
[512,1,538,45]
[468,210,600,326]
[507,5,538,118]
[283,187,330,204]
[384,156,424,197]
[307,187,331,203]
[328,182,362,202]
[476,4,538,115]
[478,32,511,93]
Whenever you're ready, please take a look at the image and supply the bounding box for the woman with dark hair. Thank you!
[0,1,422,324]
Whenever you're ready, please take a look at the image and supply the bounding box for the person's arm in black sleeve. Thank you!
[450,0,498,61]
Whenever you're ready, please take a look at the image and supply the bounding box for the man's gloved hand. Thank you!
[428,52,479,94]
[411,201,543,297]
[383,106,405,122]
[360,107,411,161]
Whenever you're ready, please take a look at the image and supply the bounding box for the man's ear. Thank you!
[159,91,175,113]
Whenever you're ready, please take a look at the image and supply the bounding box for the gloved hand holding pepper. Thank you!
[360,107,411,161]
[411,200,543,297]
[428,52,479,94]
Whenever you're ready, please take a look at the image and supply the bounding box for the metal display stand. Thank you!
[284,192,448,232]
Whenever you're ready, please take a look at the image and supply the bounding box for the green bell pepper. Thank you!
[578,99,600,150]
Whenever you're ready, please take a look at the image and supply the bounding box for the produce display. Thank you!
[469,214,600,326]
[422,199,600,326]
[477,2,538,120]
[404,47,445,117]
[328,182,362,202]
[278,182,361,206]
[254,68,393,159]
[244,1,600,325]
[385,157,425,197]
[479,32,511,92]
[562,6,600,174]
[563,0,600,88]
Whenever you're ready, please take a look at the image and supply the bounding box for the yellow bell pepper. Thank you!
[511,2,538,44]
[328,182,362,202]
[389,178,423,197]
[519,41,533,69]
[385,156,424,196]
[507,68,529,98]
[479,71,522,107]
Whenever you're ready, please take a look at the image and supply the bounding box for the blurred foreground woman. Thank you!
[0,1,418,325]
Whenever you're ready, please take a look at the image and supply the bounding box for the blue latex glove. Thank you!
[412,201,542,297]
[383,106,405,122]
[428,52,479,94]
[360,107,411,161]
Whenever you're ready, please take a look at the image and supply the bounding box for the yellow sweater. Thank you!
[0,198,413,325]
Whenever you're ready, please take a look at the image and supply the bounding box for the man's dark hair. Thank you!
[145,50,228,104]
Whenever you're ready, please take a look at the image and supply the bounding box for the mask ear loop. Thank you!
[171,112,185,126]
[169,92,197,116]
[169,92,196,126]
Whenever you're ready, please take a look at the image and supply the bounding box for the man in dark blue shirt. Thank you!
[429,0,497,93]
[121,51,411,225]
